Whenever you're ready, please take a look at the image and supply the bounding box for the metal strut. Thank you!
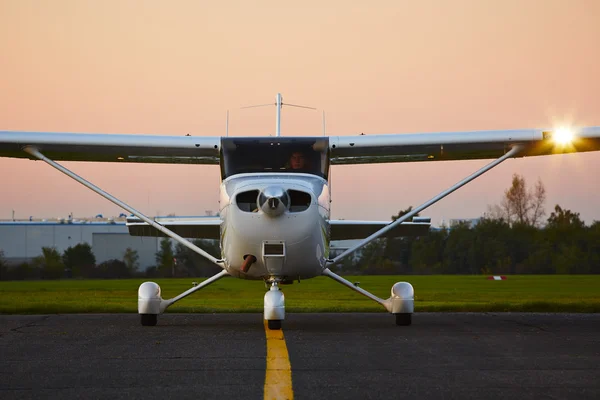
[322,267,392,310]
[23,146,224,268]
[327,145,523,266]
[163,269,229,309]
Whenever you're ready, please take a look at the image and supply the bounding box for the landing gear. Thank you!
[20,147,230,329]
[264,281,285,330]
[322,268,415,326]
[395,313,412,326]
[390,282,414,327]
[141,314,157,326]
[137,271,229,327]
[320,146,525,327]
[267,320,282,330]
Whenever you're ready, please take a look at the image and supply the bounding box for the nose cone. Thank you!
[258,186,289,217]
[267,197,280,210]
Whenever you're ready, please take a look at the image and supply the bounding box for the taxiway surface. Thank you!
[0,313,598,399]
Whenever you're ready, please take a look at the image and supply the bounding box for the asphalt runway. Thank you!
[1,313,599,400]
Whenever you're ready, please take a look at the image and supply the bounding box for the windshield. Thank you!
[220,137,329,179]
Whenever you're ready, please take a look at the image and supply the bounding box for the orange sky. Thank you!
[1,0,599,225]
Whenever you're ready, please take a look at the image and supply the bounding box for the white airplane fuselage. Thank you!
[219,173,331,280]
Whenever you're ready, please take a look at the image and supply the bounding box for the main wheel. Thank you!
[267,319,282,330]
[395,313,412,326]
[141,314,158,326]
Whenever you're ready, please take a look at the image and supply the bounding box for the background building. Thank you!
[0,219,157,268]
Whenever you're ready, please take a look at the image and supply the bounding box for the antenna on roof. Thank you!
[276,93,282,137]
[241,93,316,137]
[322,111,326,136]
[226,110,229,137]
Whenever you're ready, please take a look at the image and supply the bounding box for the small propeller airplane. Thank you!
[1,93,599,329]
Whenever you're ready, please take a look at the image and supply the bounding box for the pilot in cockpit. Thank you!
[289,151,306,170]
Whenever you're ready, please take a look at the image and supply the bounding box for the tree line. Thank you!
[0,239,222,281]
[0,244,140,280]
[344,205,600,275]
[344,175,600,275]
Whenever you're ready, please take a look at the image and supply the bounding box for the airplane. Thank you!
[1,93,599,329]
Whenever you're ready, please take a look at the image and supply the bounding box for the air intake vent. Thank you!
[236,190,259,212]
[288,190,311,212]
[264,243,285,255]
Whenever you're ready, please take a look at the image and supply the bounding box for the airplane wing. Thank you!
[1,126,599,166]
[127,216,221,239]
[329,218,431,240]
[329,126,600,164]
[0,131,220,164]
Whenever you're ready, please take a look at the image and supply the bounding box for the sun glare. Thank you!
[554,127,574,145]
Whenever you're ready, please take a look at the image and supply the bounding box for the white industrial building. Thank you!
[0,220,158,268]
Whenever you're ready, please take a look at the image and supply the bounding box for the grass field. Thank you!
[1,275,599,314]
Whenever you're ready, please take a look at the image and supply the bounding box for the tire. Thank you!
[267,319,282,330]
[395,313,412,326]
[141,314,158,326]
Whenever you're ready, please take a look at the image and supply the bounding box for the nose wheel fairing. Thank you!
[264,282,285,330]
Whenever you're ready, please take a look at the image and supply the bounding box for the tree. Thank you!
[442,222,477,274]
[383,207,421,273]
[356,239,387,274]
[586,222,600,274]
[529,179,547,227]
[545,205,587,274]
[391,206,420,222]
[11,262,40,280]
[174,239,221,277]
[62,243,96,278]
[487,174,546,227]
[471,218,512,274]
[520,240,553,274]
[552,245,587,274]
[505,222,539,274]
[410,228,447,274]
[123,248,140,274]
[546,205,585,229]
[155,238,175,277]
[0,250,6,280]
[97,259,131,278]
[145,266,159,278]
[33,247,64,279]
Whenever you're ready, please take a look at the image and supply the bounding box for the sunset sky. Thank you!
[1,0,599,225]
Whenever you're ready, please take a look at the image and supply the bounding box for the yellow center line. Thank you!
[264,321,294,400]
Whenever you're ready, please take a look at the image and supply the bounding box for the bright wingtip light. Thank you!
[554,127,574,145]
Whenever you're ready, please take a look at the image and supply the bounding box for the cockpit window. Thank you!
[220,137,329,179]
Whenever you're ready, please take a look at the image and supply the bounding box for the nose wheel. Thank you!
[395,313,412,326]
[267,319,282,330]
[141,314,158,326]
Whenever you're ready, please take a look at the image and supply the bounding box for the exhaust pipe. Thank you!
[241,255,257,273]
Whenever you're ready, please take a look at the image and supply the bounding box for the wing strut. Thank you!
[22,146,224,268]
[326,144,523,267]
